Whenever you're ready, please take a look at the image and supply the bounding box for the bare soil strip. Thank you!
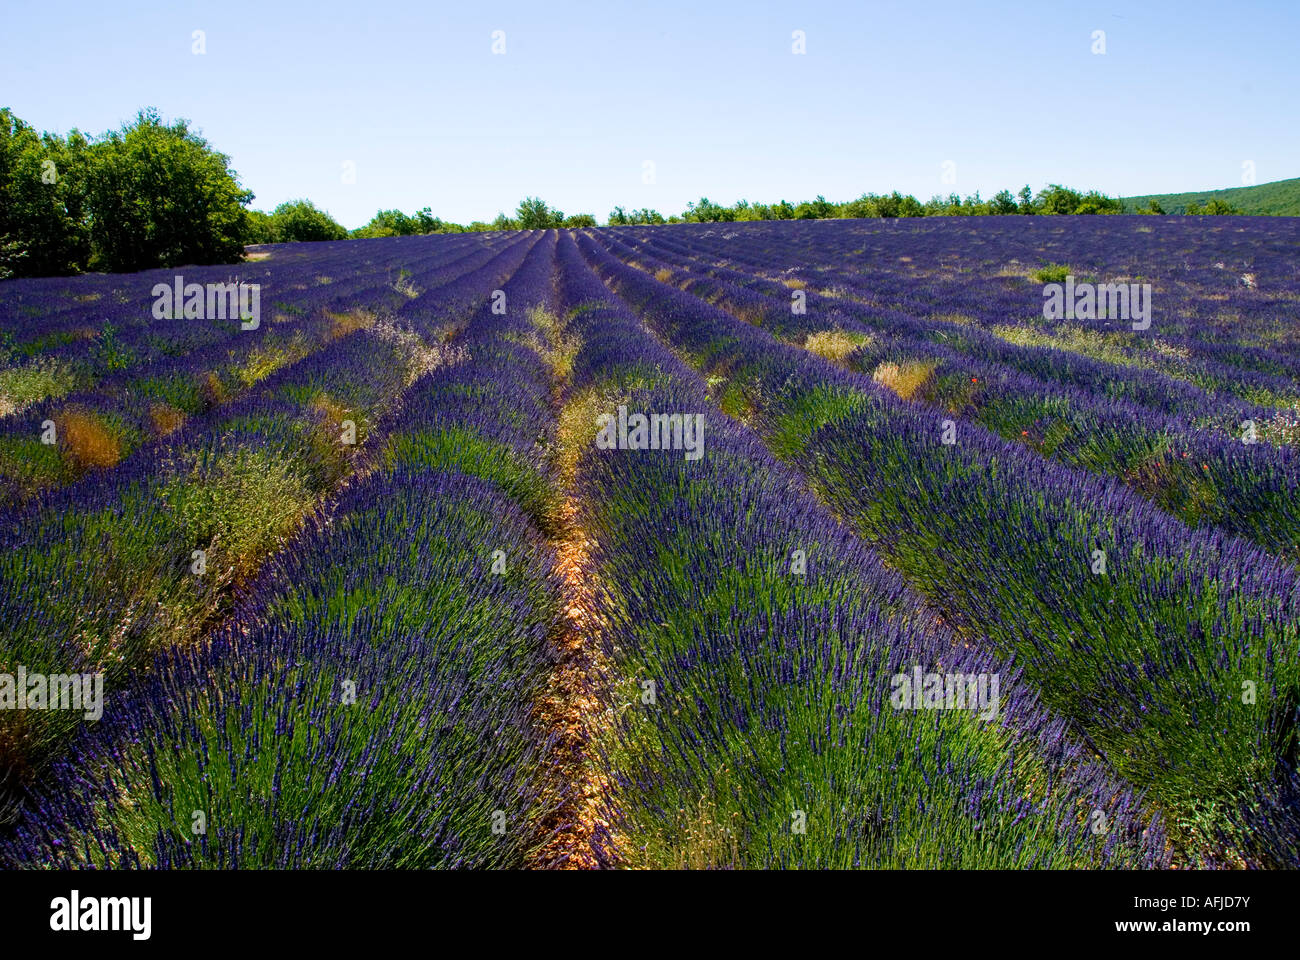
[528,309,618,869]
[530,496,615,868]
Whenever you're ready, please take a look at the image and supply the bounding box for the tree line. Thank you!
[1,107,251,278]
[251,183,1242,244]
[1,107,1244,279]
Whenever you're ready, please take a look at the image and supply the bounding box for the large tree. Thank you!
[84,109,253,272]
[0,109,91,277]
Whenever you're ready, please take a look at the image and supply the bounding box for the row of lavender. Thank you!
[576,229,1300,866]
[652,217,1300,364]
[3,220,1289,869]
[627,220,1300,423]
[0,232,525,502]
[0,235,536,784]
[0,234,567,867]
[599,227,1300,565]
[552,232,1168,867]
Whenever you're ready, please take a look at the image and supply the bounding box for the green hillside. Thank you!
[1122,177,1300,215]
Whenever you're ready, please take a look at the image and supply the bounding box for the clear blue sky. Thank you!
[3,0,1296,227]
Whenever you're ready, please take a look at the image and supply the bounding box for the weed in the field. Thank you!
[59,409,123,470]
[0,358,79,415]
[804,329,874,365]
[871,359,938,400]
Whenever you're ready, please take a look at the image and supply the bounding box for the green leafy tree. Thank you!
[990,190,1018,215]
[684,197,733,222]
[353,208,416,238]
[1198,198,1241,215]
[1074,190,1123,214]
[899,193,925,217]
[1137,198,1165,215]
[515,197,563,229]
[562,213,597,228]
[244,209,277,242]
[923,193,967,216]
[351,206,450,237]
[1034,184,1084,215]
[412,207,443,233]
[269,199,348,242]
[839,194,879,218]
[84,109,253,272]
[771,200,796,220]
[794,194,834,219]
[610,207,666,225]
[1034,184,1121,215]
[0,109,92,276]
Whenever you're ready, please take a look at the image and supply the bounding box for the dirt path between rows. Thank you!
[527,307,618,869]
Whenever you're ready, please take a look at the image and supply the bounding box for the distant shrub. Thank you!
[1034,263,1071,284]
[1186,198,1242,215]
[609,207,666,226]
[1035,184,1122,215]
[516,197,565,230]
[268,199,348,242]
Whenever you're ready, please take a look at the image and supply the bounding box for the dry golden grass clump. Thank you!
[148,403,186,437]
[59,409,121,469]
[804,329,874,365]
[328,308,375,340]
[526,307,580,384]
[310,392,351,430]
[871,359,938,401]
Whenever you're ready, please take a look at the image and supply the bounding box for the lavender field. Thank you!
[1,217,1298,869]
